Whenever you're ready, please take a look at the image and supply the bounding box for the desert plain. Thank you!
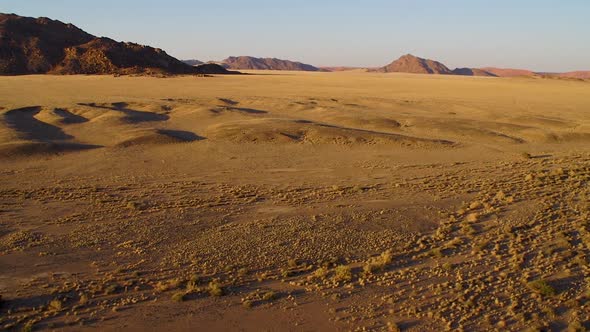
[0,71,589,331]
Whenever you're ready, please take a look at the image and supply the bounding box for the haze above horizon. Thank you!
[2,0,589,72]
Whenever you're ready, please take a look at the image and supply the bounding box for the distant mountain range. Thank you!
[219,56,321,71]
[186,54,588,78]
[0,13,234,75]
[1,13,586,79]
[369,54,590,79]
[183,56,322,71]
[554,71,590,79]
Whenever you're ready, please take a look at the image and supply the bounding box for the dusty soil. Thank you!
[0,71,589,331]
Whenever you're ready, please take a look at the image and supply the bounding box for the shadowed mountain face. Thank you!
[182,59,204,66]
[372,54,453,74]
[222,56,320,71]
[0,13,234,75]
[452,68,497,77]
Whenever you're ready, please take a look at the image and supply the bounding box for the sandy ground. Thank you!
[0,71,589,331]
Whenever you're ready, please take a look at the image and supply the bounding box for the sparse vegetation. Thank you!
[104,284,119,295]
[208,281,224,297]
[387,321,401,332]
[313,266,329,279]
[262,291,276,301]
[363,250,393,274]
[185,280,198,293]
[428,247,444,258]
[287,259,298,268]
[79,293,89,304]
[171,291,187,302]
[21,321,34,332]
[528,279,556,297]
[237,268,248,277]
[333,265,352,282]
[48,299,62,311]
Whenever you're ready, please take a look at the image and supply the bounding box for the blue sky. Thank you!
[2,0,589,71]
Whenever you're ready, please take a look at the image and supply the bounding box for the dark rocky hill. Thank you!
[371,54,453,74]
[0,13,234,75]
[222,56,320,71]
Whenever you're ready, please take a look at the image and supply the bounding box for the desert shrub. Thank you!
[126,201,146,210]
[21,321,34,332]
[387,321,401,332]
[441,262,453,271]
[48,299,62,311]
[313,266,329,279]
[333,265,352,282]
[363,250,393,275]
[171,292,187,302]
[262,291,276,301]
[185,281,198,293]
[155,281,168,292]
[208,281,224,297]
[104,284,119,295]
[287,259,298,268]
[528,279,556,297]
[568,320,584,332]
[428,248,443,258]
[79,294,89,304]
[237,268,248,277]
[462,223,476,235]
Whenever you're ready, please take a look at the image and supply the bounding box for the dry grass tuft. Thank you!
[333,265,352,282]
[528,279,556,297]
[208,281,224,297]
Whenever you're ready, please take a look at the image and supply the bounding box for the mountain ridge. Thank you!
[0,13,234,75]
[221,56,321,71]
[370,54,453,74]
[370,54,588,79]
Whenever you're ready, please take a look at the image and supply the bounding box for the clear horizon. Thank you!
[2,0,589,72]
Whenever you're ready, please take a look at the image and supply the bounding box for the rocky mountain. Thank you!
[452,68,497,77]
[557,71,590,79]
[182,59,204,66]
[320,66,367,72]
[371,54,453,74]
[479,67,536,77]
[0,13,233,75]
[370,54,587,79]
[222,56,320,71]
[477,68,590,79]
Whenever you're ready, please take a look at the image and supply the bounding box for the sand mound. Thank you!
[549,132,590,143]
[0,141,99,157]
[404,118,526,144]
[114,129,203,148]
[315,115,401,133]
[32,107,89,125]
[0,106,101,157]
[79,102,170,123]
[207,118,453,147]
[510,116,575,129]
[4,106,74,141]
